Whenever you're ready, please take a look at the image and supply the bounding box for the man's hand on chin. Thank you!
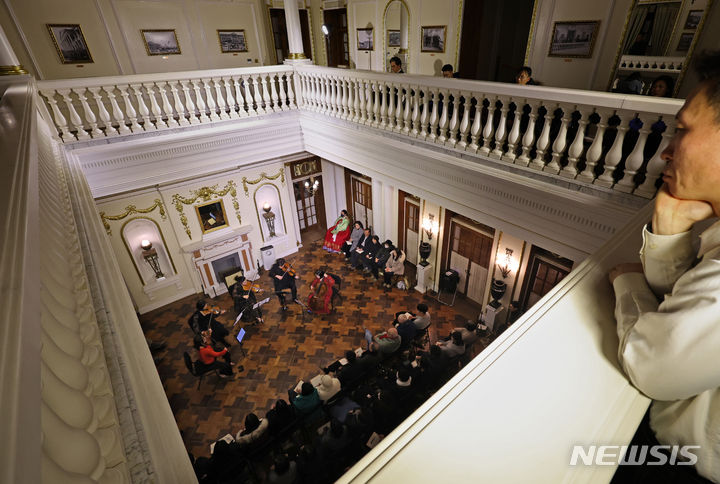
[652,185,714,235]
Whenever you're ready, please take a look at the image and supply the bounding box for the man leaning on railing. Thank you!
[609,50,720,483]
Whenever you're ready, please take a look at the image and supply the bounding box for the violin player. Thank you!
[268,258,299,311]
[231,275,264,325]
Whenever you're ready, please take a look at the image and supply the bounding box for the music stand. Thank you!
[235,327,247,357]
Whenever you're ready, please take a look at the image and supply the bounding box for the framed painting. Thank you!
[676,32,694,52]
[548,21,600,58]
[195,199,229,234]
[46,24,93,64]
[141,29,181,56]
[684,9,703,30]
[388,30,401,47]
[217,29,248,53]
[357,28,374,51]
[421,26,446,53]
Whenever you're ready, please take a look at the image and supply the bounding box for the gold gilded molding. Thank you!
[100,199,166,235]
[288,52,307,59]
[524,0,539,65]
[242,168,285,196]
[171,181,241,240]
[0,65,29,75]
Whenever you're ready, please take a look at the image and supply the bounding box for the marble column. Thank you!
[0,23,28,75]
[283,0,310,64]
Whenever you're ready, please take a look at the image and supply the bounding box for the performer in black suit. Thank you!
[230,276,264,324]
[268,258,298,311]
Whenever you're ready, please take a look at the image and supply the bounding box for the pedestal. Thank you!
[415,262,432,293]
[482,303,506,332]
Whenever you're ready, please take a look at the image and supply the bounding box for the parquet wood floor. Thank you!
[138,235,489,462]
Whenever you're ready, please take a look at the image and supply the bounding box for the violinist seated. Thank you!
[231,276,264,325]
[188,299,231,346]
[307,269,336,315]
[194,329,235,378]
[269,257,299,311]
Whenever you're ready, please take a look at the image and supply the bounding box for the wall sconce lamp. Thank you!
[304,177,320,196]
[262,202,277,237]
[321,24,330,36]
[497,248,518,279]
[141,239,164,279]
[421,214,439,240]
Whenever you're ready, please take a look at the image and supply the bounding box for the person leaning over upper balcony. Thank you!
[442,63,459,78]
[609,50,720,484]
[515,66,537,85]
[390,56,404,73]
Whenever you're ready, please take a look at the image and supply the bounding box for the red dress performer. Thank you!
[322,210,351,253]
[307,270,335,314]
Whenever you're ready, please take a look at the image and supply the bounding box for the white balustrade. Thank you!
[480,97,496,155]
[437,89,449,144]
[531,104,553,170]
[503,100,521,161]
[490,98,508,158]
[596,111,630,187]
[545,103,572,173]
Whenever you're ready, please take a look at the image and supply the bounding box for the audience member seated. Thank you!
[317,374,341,403]
[194,331,233,378]
[395,313,418,347]
[320,418,353,458]
[337,350,364,386]
[267,454,298,484]
[357,343,381,372]
[436,330,466,358]
[194,439,245,483]
[342,221,364,259]
[417,345,450,388]
[349,228,373,268]
[372,327,401,356]
[383,248,406,289]
[412,303,431,331]
[292,382,321,415]
[266,399,296,436]
[648,75,674,97]
[297,445,326,484]
[359,235,381,272]
[454,320,480,347]
[235,412,269,447]
[322,209,351,253]
[370,240,393,280]
[392,368,413,398]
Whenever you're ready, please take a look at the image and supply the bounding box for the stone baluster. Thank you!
[446,92,461,147]
[340,78,349,119]
[379,81,389,129]
[285,72,298,109]
[298,74,308,108]
[208,78,227,120]
[457,92,472,149]
[480,97,496,155]
[142,83,167,129]
[309,74,318,110]
[331,77,339,115]
[349,79,358,121]
[560,108,589,179]
[319,75,328,113]
[40,90,75,141]
[277,74,288,111]
[635,120,673,198]
[577,109,610,183]
[365,80,374,125]
[371,80,381,128]
[516,103,537,166]
[179,80,200,124]
[502,100,522,162]
[596,111,629,187]
[545,104,572,173]
[58,89,90,140]
[389,83,399,131]
[427,89,440,141]
[168,81,190,126]
[87,87,117,137]
[119,84,143,132]
[437,89,449,143]
[530,104,553,170]
[102,85,131,135]
[335,77,344,117]
[259,74,272,112]
[221,77,238,118]
[191,79,212,122]
[157,82,180,127]
[345,78,354,120]
[467,96,483,149]
[357,80,367,124]
[402,87,412,135]
[616,116,651,192]
[241,75,255,114]
[72,87,103,138]
[251,75,265,114]
[410,87,421,137]
[490,99,508,158]
[313,75,322,112]
[268,74,280,112]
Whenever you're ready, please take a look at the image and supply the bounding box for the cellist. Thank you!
[307,269,335,314]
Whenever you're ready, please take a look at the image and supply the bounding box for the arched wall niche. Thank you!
[121,217,176,285]
[253,183,287,242]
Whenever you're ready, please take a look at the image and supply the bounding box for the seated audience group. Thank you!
[192,302,487,483]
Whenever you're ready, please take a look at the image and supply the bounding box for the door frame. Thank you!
[518,246,574,312]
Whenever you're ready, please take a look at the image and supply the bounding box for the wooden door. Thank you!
[350,176,373,229]
[447,220,493,304]
[403,197,420,264]
[520,247,573,310]
[324,8,349,67]
[293,177,326,235]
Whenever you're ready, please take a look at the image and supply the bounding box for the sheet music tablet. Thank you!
[236,328,246,345]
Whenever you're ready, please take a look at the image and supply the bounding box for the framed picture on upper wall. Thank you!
[357,28,374,51]
[217,29,248,53]
[677,32,694,52]
[548,20,600,58]
[141,29,181,56]
[421,26,446,53]
[388,30,401,47]
[684,10,703,30]
[195,199,229,234]
[46,24,93,64]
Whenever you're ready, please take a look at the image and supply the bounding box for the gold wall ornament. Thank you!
[171,180,242,239]
[100,199,166,235]
[241,168,286,196]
